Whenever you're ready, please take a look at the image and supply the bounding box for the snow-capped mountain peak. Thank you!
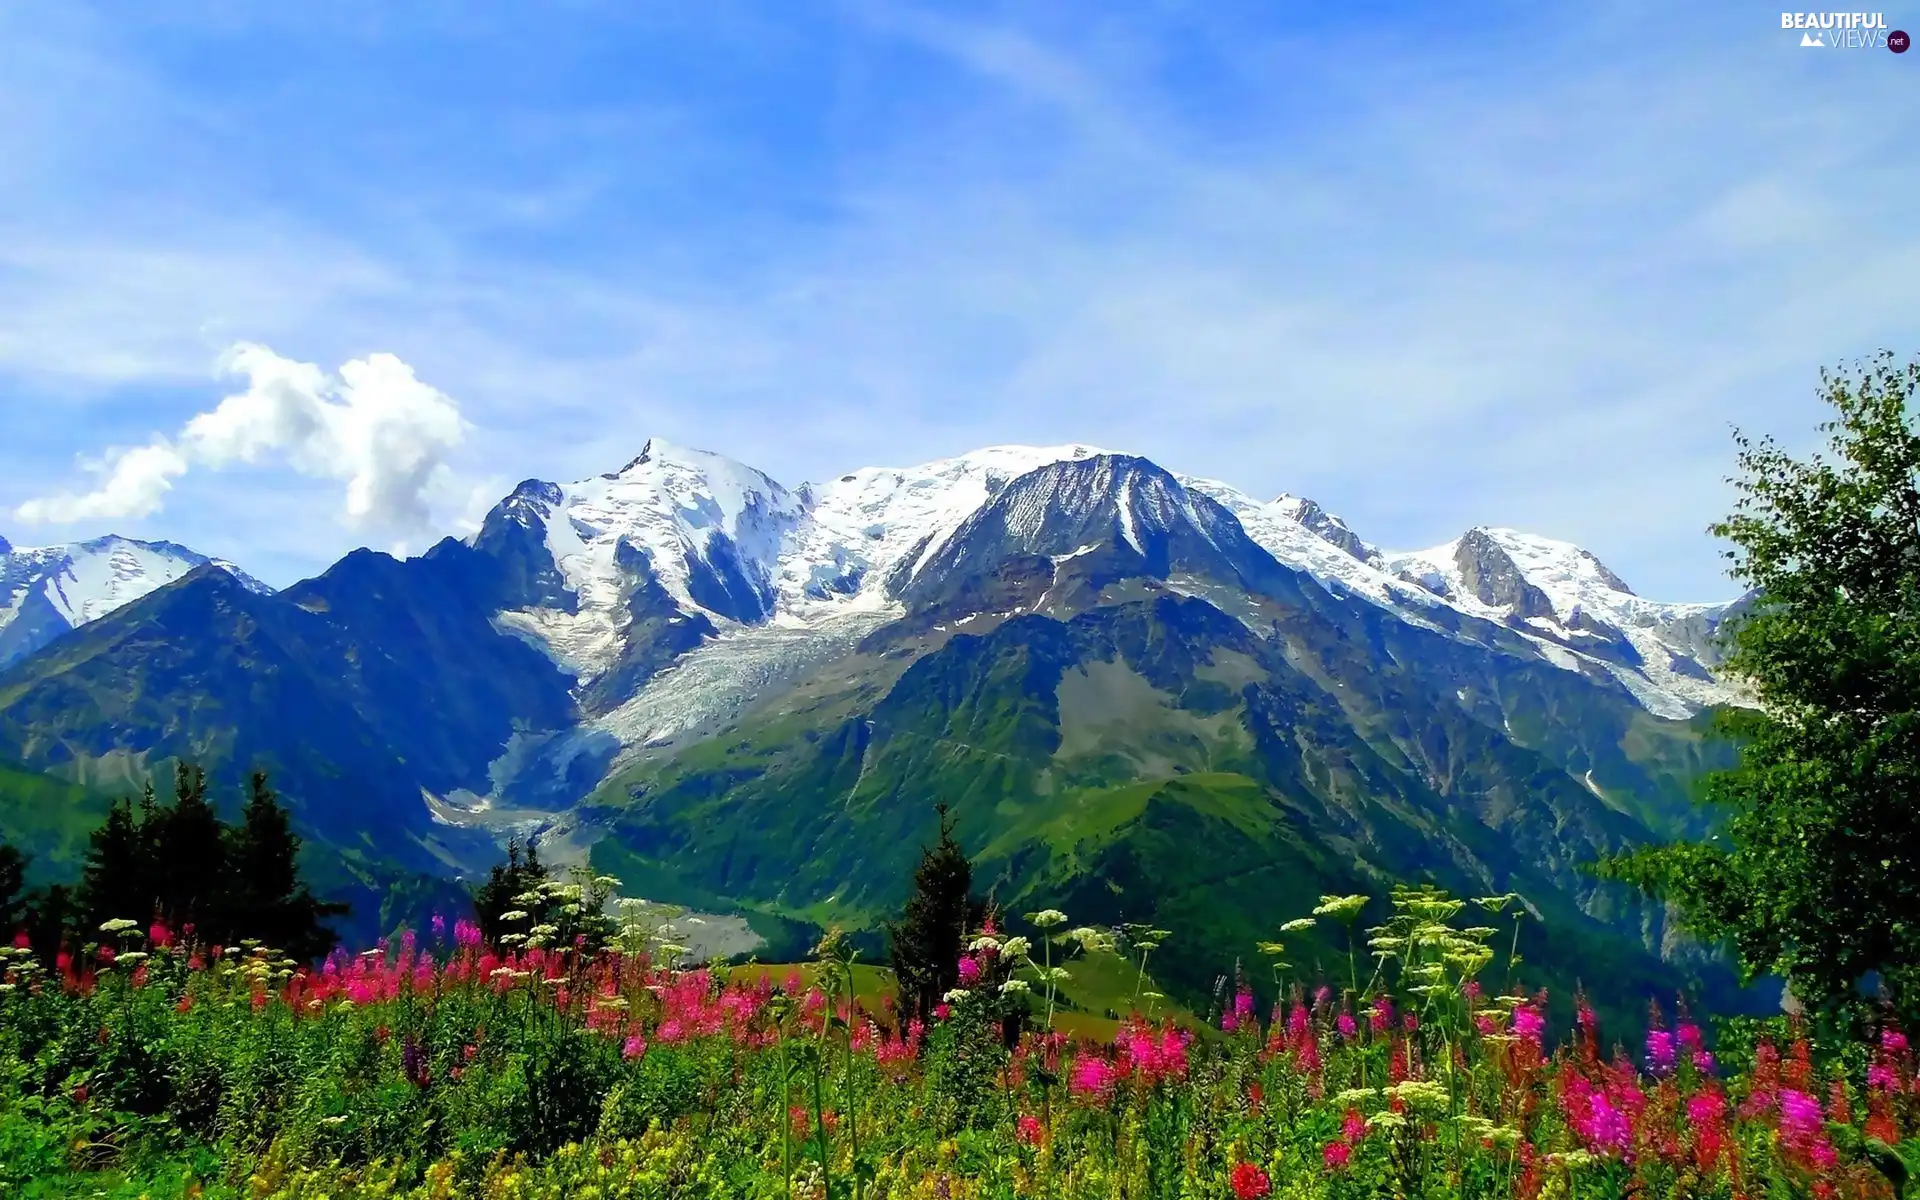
[462,441,1746,727]
[1269,493,1381,565]
[1386,527,1642,622]
[776,443,1106,612]
[1382,526,1744,717]
[0,535,272,668]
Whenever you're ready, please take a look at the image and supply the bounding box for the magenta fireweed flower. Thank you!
[1686,1090,1725,1126]
[956,956,981,986]
[1370,996,1394,1033]
[623,1035,646,1060]
[1341,1107,1367,1144]
[1337,1012,1358,1040]
[1562,1075,1631,1156]
[1511,1004,1545,1046]
[1287,1004,1311,1041]
[1069,1055,1118,1099]
[1322,1140,1351,1170]
[1884,1028,1910,1055]
[1576,1003,1598,1037]
[1778,1088,1823,1149]
[1646,1028,1676,1074]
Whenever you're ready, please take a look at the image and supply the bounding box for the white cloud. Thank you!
[15,343,467,534]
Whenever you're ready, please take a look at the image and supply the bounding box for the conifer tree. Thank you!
[888,803,980,1026]
[230,771,344,960]
[149,763,228,932]
[25,883,74,967]
[79,795,151,929]
[0,841,25,935]
[473,838,548,945]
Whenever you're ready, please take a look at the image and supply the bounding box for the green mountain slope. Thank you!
[587,588,1741,1023]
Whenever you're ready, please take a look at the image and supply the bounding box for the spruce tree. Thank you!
[230,771,344,960]
[473,838,548,945]
[888,803,979,1026]
[149,763,228,932]
[0,842,25,935]
[79,795,151,929]
[25,883,75,967]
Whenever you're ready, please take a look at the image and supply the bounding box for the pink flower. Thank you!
[1687,1091,1726,1126]
[1016,1114,1045,1146]
[1322,1140,1352,1171]
[1369,996,1394,1032]
[1287,1005,1311,1041]
[957,956,981,986]
[1778,1089,1823,1150]
[1646,1029,1676,1074]
[1337,1012,1358,1040]
[1069,1054,1118,1099]
[1884,1028,1910,1055]
[623,1035,647,1060]
[1342,1107,1367,1144]
[1511,1004,1545,1046]
[1230,1161,1272,1199]
[934,1003,952,1021]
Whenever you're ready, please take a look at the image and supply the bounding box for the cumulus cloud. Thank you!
[15,343,466,532]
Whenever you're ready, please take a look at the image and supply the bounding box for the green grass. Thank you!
[0,758,114,882]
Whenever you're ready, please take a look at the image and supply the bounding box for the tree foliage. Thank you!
[887,803,982,1026]
[472,838,548,946]
[69,764,344,960]
[0,841,24,935]
[1604,351,1920,1022]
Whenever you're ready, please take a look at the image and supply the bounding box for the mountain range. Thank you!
[0,441,1755,1015]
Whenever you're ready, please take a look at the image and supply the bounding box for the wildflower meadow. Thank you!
[1,877,1914,1199]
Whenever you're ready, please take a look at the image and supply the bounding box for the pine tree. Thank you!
[149,763,228,932]
[0,841,26,935]
[79,795,151,929]
[473,838,549,946]
[25,883,75,967]
[230,771,344,960]
[888,803,980,1026]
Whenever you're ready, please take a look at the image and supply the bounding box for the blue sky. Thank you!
[2,1,1914,597]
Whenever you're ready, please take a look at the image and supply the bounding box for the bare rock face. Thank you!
[1452,528,1562,620]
